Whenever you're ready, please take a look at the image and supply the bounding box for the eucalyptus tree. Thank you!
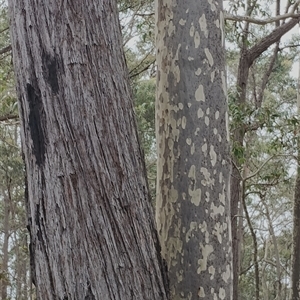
[156,0,232,298]
[227,37,299,299]
[8,0,169,298]
[225,1,300,297]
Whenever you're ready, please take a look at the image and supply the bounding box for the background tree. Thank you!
[291,50,300,300]
[225,0,300,297]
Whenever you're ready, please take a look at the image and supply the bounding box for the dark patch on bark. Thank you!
[162,258,170,298]
[35,204,40,228]
[28,217,37,287]
[29,242,36,286]
[35,204,43,242]
[28,216,36,286]
[84,283,96,300]
[70,173,78,188]
[26,83,46,166]
[18,96,27,142]
[42,51,59,95]
[41,173,47,223]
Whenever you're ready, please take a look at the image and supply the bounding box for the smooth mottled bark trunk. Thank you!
[8,1,169,299]
[156,1,232,299]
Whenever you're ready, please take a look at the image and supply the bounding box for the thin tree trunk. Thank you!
[8,1,169,299]
[242,179,259,300]
[231,156,243,300]
[291,160,300,299]
[16,242,22,299]
[1,188,10,300]
[261,195,281,300]
[262,243,269,300]
[291,53,300,300]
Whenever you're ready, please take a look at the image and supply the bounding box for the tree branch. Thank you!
[244,155,276,181]
[225,11,300,25]
[0,45,12,55]
[226,0,300,25]
[129,59,155,79]
[0,114,19,122]
[0,26,9,35]
[248,16,300,63]
[255,45,280,108]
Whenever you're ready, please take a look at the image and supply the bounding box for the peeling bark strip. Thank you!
[9,1,169,299]
[156,0,232,299]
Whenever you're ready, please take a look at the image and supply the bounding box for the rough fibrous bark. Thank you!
[156,0,232,299]
[8,1,169,299]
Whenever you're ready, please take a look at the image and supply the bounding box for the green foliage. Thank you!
[133,79,156,155]
[118,0,157,200]
[133,78,157,200]
[119,0,155,79]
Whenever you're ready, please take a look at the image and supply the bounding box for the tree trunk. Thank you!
[156,1,232,299]
[291,54,300,300]
[291,163,300,300]
[231,156,242,300]
[230,15,299,300]
[8,1,169,299]
[1,191,10,300]
[261,196,281,300]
